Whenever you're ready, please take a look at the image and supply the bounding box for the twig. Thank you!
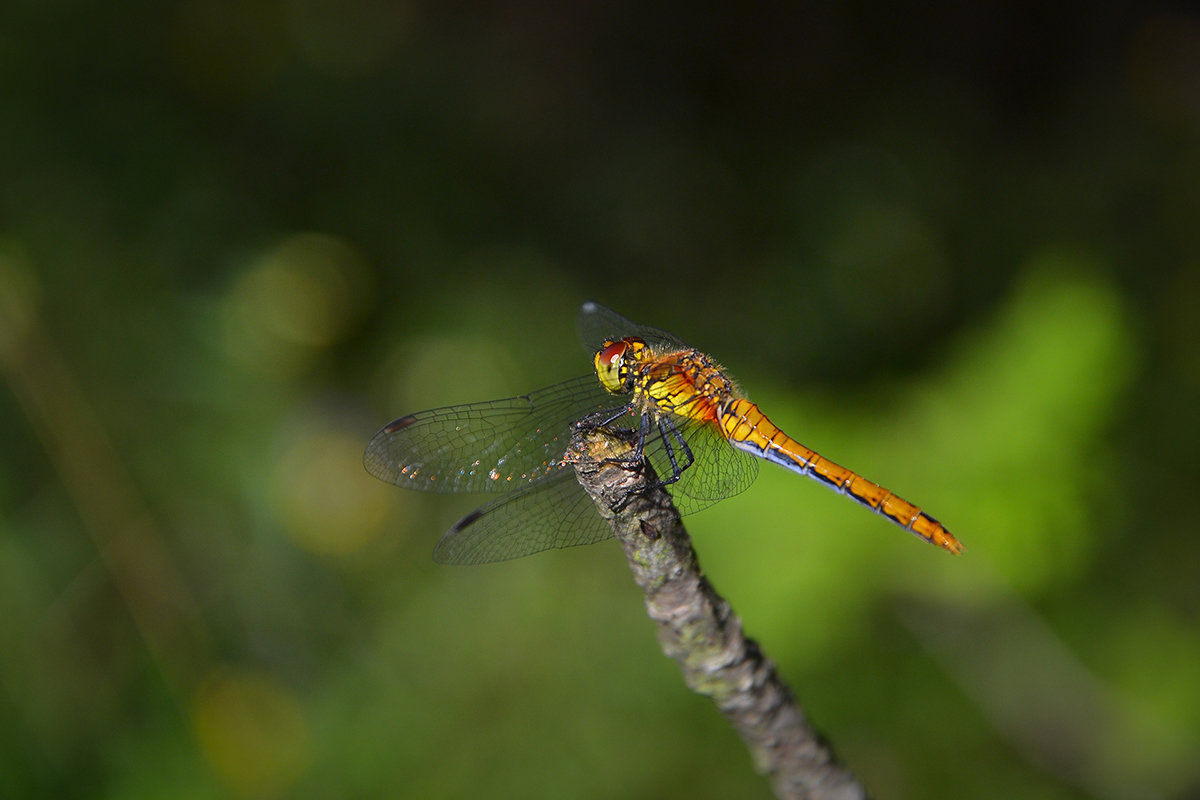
[571,426,869,800]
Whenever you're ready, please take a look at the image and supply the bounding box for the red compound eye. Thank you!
[600,340,627,366]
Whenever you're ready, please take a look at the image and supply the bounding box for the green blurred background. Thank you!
[2,2,1198,798]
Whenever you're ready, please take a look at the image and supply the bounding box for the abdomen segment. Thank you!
[718,399,964,554]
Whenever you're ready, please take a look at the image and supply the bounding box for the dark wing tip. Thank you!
[382,414,419,434]
[450,508,484,532]
[364,415,420,478]
[433,509,488,565]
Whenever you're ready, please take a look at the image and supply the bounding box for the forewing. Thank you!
[364,375,619,494]
[577,301,689,354]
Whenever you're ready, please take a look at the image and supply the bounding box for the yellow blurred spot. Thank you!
[191,666,311,796]
[271,427,393,555]
[374,334,518,414]
[221,232,372,377]
[0,240,39,363]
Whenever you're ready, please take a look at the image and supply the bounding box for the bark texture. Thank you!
[572,427,869,800]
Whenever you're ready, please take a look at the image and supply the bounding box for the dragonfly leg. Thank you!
[607,411,652,466]
[574,410,696,495]
[573,405,634,431]
[574,407,653,470]
[653,416,694,488]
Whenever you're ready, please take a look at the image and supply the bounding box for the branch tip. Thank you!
[571,427,869,800]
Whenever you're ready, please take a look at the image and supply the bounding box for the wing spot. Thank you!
[383,415,418,434]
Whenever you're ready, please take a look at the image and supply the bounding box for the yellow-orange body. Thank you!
[595,337,963,554]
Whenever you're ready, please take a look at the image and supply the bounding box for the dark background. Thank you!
[2,1,1198,798]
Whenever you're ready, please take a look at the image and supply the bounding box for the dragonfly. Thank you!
[364,302,963,564]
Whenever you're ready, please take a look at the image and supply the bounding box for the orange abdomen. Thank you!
[719,398,963,554]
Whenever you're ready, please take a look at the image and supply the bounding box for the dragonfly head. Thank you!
[594,337,646,394]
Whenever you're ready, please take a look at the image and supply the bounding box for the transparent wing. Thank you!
[419,406,760,563]
[577,301,689,354]
[432,468,614,564]
[364,375,623,494]
[643,414,760,513]
[429,411,758,564]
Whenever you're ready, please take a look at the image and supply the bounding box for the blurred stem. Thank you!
[572,427,868,800]
[0,302,211,699]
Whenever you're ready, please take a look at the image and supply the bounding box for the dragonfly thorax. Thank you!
[594,337,648,395]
